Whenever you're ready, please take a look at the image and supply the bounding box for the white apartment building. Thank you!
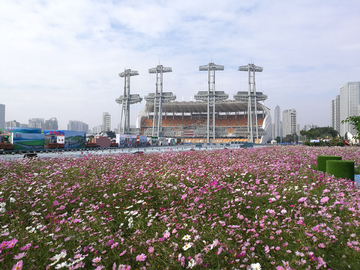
[282,109,297,137]
[44,117,58,130]
[28,118,44,130]
[102,112,111,132]
[67,120,89,132]
[0,104,5,129]
[92,125,102,134]
[274,105,282,138]
[330,95,340,133]
[339,82,360,136]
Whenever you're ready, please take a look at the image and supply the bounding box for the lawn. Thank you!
[0,146,360,269]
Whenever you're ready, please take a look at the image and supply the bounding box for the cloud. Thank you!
[0,0,359,130]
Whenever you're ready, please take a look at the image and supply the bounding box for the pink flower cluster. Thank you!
[0,146,360,269]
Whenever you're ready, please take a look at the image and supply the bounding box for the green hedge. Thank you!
[317,155,342,172]
[326,160,354,181]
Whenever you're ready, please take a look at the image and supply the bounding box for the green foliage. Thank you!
[301,127,338,141]
[282,133,298,143]
[303,140,345,147]
[106,131,116,139]
[341,116,360,138]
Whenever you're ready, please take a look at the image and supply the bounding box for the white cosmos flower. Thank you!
[182,235,191,241]
[188,258,196,268]
[182,243,192,251]
[250,263,261,270]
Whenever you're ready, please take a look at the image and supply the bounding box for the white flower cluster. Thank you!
[49,250,86,269]
[0,202,6,213]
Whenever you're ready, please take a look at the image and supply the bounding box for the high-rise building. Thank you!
[0,104,5,129]
[339,82,360,136]
[92,125,102,134]
[274,105,282,138]
[29,118,44,130]
[67,120,89,133]
[303,123,318,131]
[330,95,340,133]
[44,117,58,130]
[282,109,297,137]
[5,120,20,128]
[102,112,111,132]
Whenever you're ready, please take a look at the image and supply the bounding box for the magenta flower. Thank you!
[11,260,23,270]
[320,196,329,203]
[136,253,147,261]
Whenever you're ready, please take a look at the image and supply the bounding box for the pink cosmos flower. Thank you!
[136,253,147,261]
[11,260,23,270]
[92,257,101,263]
[119,250,126,256]
[14,252,26,260]
[163,231,170,238]
[148,246,154,253]
[320,196,329,203]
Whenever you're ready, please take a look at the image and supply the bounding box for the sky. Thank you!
[1,0,360,131]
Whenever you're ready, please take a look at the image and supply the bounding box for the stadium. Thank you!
[119,63,272,144]
[136,90,272,144]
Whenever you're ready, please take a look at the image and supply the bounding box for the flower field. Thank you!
[1,146,360,270]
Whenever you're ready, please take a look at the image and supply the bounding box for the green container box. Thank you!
[317,155,342,172]
[326,160,354,181]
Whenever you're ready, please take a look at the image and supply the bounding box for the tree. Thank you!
[106,131,116,139]
[300,127,338,141]
[341,116,360,138]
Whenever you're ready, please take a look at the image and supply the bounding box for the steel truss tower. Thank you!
[238,63,263,143]
[116,69,142,134]
[147,64,173,137]
[199,62,225,143]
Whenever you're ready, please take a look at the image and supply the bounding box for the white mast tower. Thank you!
[238,63,263,143]
[116,69,142,134]
[145,64,173,137]
[198,62,225,144]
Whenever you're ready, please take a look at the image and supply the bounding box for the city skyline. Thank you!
[1,1,360,130]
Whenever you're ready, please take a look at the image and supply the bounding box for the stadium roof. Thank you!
[145,100,269,113]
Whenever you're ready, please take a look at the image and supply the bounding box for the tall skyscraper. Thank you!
[339,82,360,136]
[331,95,340,133]
[102,112,111,132]
[274,105,281,138]
[282,109,297,137]
[0,104,5,129]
